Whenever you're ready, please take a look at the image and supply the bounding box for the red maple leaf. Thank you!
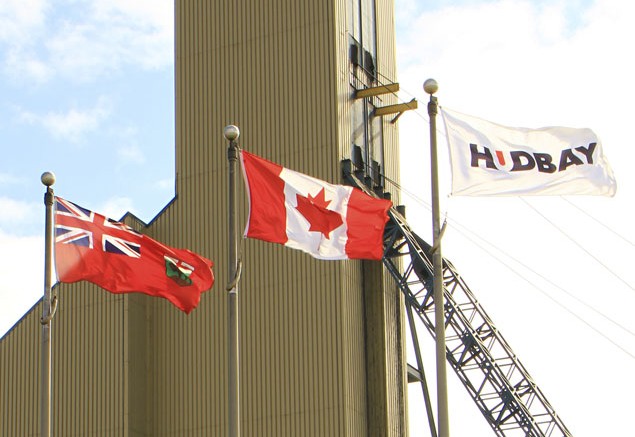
[295,188,343,239]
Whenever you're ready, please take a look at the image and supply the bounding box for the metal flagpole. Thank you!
[424,78,450,437]
[224,125,241,437]
[40,171,57,437]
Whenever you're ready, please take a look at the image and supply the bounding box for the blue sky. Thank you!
[1,0,175,234]
[2,1,634,436]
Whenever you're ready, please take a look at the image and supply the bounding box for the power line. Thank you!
[445,203,635,336]
[559,196,635,247]
[376,175,635,359]
[358,78,635,356]
[447,217,635,361]
[520,197,635,292]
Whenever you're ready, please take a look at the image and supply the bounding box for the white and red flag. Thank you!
[240,150,391,260]
[441,108,617,196]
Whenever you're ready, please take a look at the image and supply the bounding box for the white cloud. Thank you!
[155,178,174,191]
[99,196,137,220]
[92,0,174,65]
[0,230,43,337]
[4,48,52,83]
[0,196,41,227]
[397,0,635,213]
[0,0,47,43]
[110,126,146,165]
[397,2,635,436]
[1,0,173,83]
[0,0,51,82]
[18,96,112,143]
[0,173,22,185]
[397,0,635,126]
[117,144,145,165]
[49,0,174,79]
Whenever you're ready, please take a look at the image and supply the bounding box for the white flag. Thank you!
[441,108,617,196]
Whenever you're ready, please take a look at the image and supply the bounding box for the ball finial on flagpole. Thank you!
[424,78,438,95]
[41,172,56,187]
[224,125,240,142]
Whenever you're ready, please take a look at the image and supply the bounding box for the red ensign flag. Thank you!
[54,197,214,313]
[240,150,391,260]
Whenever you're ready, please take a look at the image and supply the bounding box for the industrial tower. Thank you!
[1,0,408,435]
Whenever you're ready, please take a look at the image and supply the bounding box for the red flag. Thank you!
[54,197,214,314]
[240,150,391,260]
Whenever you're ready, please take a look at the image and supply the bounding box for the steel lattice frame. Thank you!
[343,162,572,437]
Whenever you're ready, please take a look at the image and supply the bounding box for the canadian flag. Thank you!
[240,150,391,260]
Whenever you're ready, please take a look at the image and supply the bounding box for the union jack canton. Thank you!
[55,197,141,258]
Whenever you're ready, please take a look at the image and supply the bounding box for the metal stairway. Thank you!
[342,160,572,437]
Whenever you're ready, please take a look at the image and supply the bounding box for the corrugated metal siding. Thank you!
[170,0,352,435]
[1,304,40,436]
[162,0,404,435]
[0,283,130,436]
[53,283,128,436]
[336,0,406,435]
[0,1,405,435]
[374,1,408,435]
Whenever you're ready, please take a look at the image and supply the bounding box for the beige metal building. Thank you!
[1,0,408,435]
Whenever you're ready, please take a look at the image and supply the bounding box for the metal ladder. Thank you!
[342,161,572,437]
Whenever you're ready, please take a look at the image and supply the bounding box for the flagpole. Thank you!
[40,171,57,437]
[224,125,241,437]
[424,78,450,437]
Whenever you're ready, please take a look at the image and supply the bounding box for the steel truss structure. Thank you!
[342,161,572,437]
